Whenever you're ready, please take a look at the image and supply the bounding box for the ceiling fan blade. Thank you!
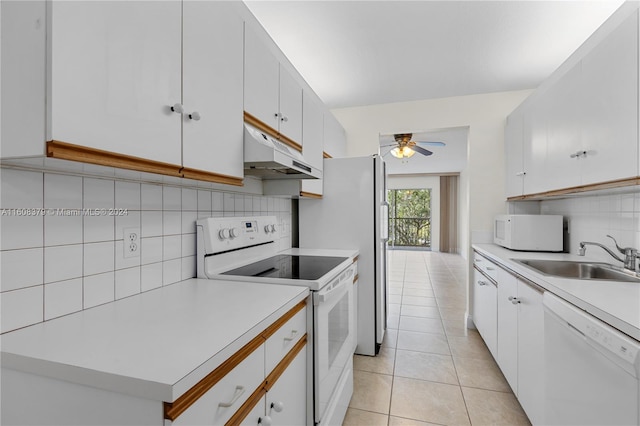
[416,141,446,147]
[413,146,433,156]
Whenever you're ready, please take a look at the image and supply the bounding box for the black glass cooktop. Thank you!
[222,255,348,280]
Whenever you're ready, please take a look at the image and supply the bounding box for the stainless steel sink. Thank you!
[512,259,640,282]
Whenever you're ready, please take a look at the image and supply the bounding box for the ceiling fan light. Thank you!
[390,147,402,158]
[403,147,416,157]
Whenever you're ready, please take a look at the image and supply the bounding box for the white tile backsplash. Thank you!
[0,167,292,333]
[1,286,43,333]
[0,248,43,292]
[1,169,43,208]
[84,272,115,309]
[115,267,140,300]
[44,278,83,320]
[44,245,83,284]
[539,191,640,264]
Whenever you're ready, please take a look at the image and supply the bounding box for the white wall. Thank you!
[332,89,533,260]
[387,175,441,251]
[0,168,292,334]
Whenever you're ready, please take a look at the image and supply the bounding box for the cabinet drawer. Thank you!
[473,252,499,282]
[173,344,265,426]
[264,306,307,374]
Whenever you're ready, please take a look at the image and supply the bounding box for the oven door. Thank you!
[313,272,355,423]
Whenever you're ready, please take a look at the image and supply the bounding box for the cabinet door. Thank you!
[301,93,325,196]
[240,395,266,426]
[278,66,303,143]
[49,1,182,164]
[504,108,524,198]
[522,93,549,195]
[266,347,307,426]
[182,1,243,178]
[581,10,638,185]
[1,0,46,158]
[544,63,583,191]
[244,26,280,131]
[517,280,545,425]
[472,269,497,358]
[496,268,518,394]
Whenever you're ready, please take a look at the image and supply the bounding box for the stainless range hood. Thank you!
[244,123,321,180]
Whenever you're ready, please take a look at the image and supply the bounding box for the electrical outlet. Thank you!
[123,227,140,258]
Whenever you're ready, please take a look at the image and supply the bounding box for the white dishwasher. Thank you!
[543,292,640,425]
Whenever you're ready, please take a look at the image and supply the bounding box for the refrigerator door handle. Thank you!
[381,202,389,242]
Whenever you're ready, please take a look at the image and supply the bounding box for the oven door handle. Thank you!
[314,279,349,305]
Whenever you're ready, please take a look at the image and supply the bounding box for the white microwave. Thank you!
[494,214,563,252]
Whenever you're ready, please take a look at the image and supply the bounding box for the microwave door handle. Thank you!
[314,280,348,305]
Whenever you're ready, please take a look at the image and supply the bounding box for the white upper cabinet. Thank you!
[1,1,46,159]
[244,25,280,132]
[580,11,638,185]
[244,26,303,144]
[504,108,524,198]
[301,93,325,196]
[182,1,244,179]
[49,1,182,165]
[542,63,583,191]
[505,7,640,198]
[278,66,303,144]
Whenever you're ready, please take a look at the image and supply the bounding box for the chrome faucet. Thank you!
[578,235,638,271]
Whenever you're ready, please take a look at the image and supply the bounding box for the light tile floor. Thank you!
[344,250,531,426]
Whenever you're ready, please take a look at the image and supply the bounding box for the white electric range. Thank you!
[196,216,358,426]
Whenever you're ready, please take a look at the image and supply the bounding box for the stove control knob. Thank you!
[218,228,230,240]
[264,225,271,234]
[270,224,277,233]
[230,227,240,238]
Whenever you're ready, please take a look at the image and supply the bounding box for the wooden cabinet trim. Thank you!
[164,300,307,421]
[353,255,359,263]
[353,274,359,284]
[225,386,267,426]
[243,111,303,153]
[323,151,332,159]
[181,167,243,186]
[507,176,640,201]
[300,191,322,199]
[47,140,182,177]
[261,300,306,340]
[163,335,264,421]
[264,334,307,391]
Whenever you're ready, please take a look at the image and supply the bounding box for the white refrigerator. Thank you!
[299,155,388,356]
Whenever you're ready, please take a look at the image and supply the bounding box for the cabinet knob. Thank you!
[258,416,272,426]
[270,401,284,413]
[188,111,201,121]
[510,297,521,305]
[281,115,288,122]
[170,103,184,114]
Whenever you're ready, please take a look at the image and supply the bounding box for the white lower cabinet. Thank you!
[173,345,266,426]
[266,348,307,425]
[479,251,545,425]
[472,264,498,358]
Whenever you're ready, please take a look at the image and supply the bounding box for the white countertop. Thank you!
[473,244,640,341]
[0,278,309,402]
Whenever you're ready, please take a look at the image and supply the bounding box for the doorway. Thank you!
[387,189,432,250]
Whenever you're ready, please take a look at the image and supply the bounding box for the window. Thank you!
[387,189,431,249]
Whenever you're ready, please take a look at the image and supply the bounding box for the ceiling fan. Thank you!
[380,133,446,159]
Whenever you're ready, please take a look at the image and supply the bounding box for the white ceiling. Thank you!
[245,0,624,173]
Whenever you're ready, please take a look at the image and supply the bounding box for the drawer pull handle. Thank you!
[218,385,245,408]
[283,330,298,342]
[258,415,272,426]
[486,267,495,271]
[478,281,488,286]
[270,401,284,413]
